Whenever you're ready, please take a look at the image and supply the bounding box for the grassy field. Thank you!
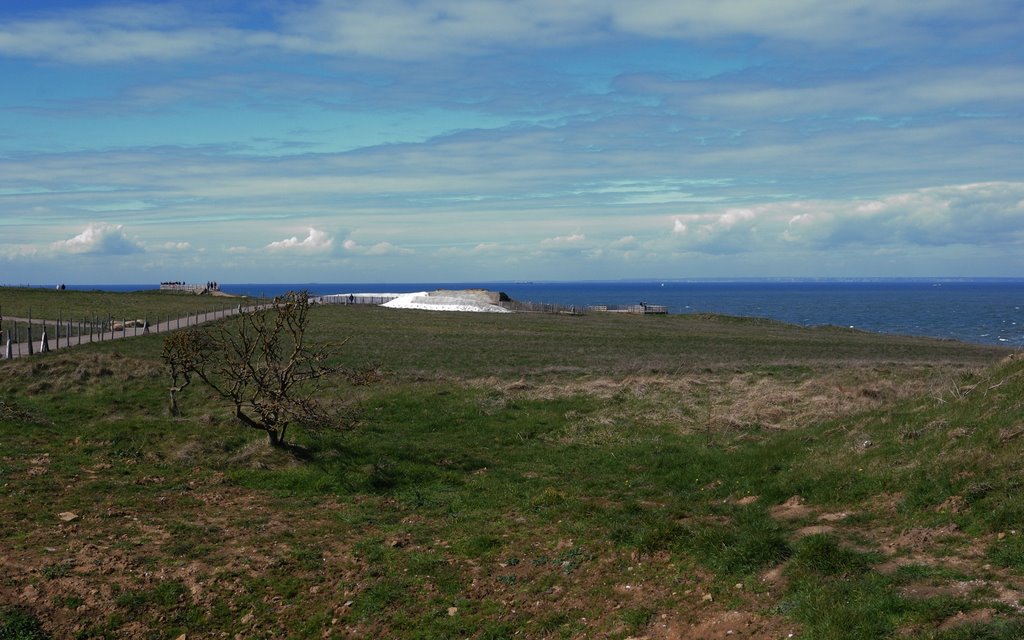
[2,292,1023,639]
[0,287,248,325]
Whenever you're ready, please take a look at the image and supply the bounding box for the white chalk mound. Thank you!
[382,290,511,313]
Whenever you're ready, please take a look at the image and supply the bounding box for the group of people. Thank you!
[159,281,219,291]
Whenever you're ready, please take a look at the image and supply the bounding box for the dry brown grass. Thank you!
[2,352,163,395]
[545,411,659,447]
[465,364,982,438]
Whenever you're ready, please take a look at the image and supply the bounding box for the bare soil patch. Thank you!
[647,609,799,639]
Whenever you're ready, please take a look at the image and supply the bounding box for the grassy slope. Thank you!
[1,298,1022,639]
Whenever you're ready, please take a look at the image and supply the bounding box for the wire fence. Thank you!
[2,294,668,359]
[499,300,584,314]
[585,303,668,314]
[0,305,254,359]
[314,294,401,305]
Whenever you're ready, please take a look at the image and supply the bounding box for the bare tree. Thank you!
[161,292,353,449]
[161,328,210,417]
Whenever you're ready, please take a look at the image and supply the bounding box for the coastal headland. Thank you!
[1,287,1022,638]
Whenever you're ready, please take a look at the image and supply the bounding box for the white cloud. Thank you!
[342,239,413,256]
[540,233,586,248]
[432,242,503,258]
[154,241,191,251]
[278,0,1006,61]
[266,227,334,252]
[608,0,978,46]
[50,222,144,255]
[621,66,1024,121]
[670,182,1024,254]
[0,0,1010,64]
[0,19,237,64]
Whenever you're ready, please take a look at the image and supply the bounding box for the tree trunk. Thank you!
[266,428,281,447]
[235,407,285,448]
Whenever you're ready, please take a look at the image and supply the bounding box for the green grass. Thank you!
[1,293,1022,637]
[0,608,49,640]
[316,305,1008,378]
[0,286,249,323]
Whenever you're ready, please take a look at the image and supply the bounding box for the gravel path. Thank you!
[2,306,257,359]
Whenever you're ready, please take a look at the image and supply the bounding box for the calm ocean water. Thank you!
[60,280,1024,348]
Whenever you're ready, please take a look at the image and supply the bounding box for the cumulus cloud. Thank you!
[266,227,334,252]
[50,222,144,255]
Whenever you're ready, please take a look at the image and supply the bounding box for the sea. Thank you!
[54,279,1024,348]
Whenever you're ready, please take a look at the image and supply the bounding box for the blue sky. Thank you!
[1,0,1022,284]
